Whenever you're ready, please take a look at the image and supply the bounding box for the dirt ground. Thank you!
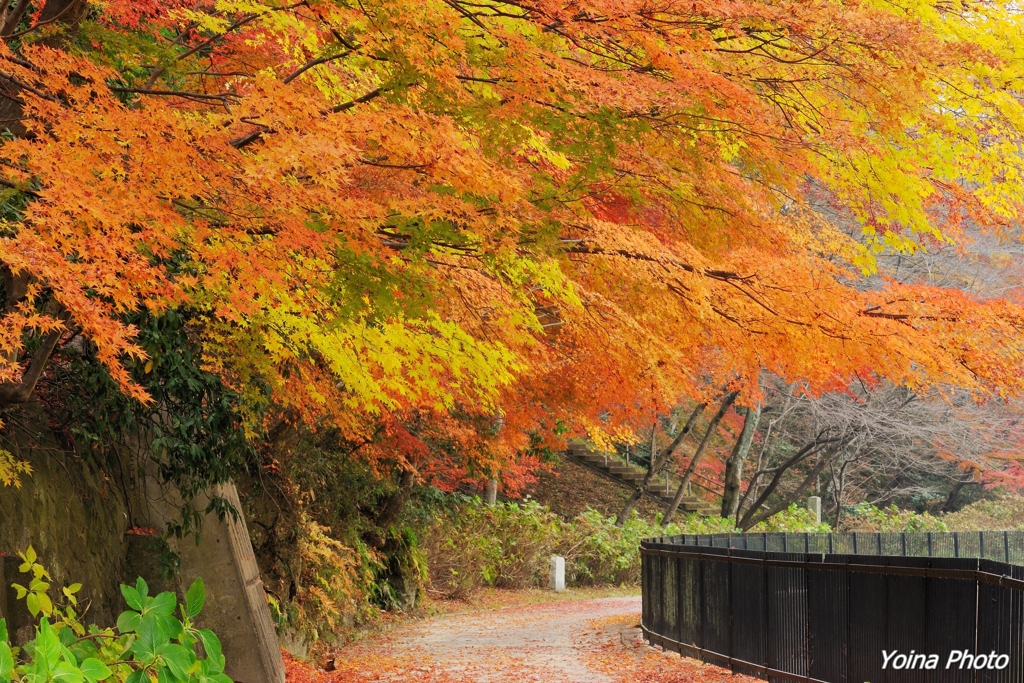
[286,594,758,683]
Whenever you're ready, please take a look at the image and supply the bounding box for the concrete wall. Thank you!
[0,413,284,683]
[138,482,285,683]
[0,407,130,629]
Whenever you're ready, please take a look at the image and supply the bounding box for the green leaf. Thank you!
[68,638,100,665]
[0,642,14,682]
[159,643,195,681]
[157,666,176,683]
[26,592,40,617]
[116,610,142,634]
[11,584,26,600]
[59,625,77,646]
[51,660,85,683]
[35,618,61,669]
[124,668,148,683]
[65,583,83,595]
[24,545,37,564]
[135,577,149,601]
[197,629,224,674]
[129,635,158,666]
[157,615,184,641]
[0,618,7,643]
[150,592,176,618]
[120,584,143,611]
[80,658,112,682]
[38,592,54,617]
[138,612,170,644]
[185,578,205,618]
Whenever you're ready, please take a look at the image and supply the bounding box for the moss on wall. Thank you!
[0,407,130,630]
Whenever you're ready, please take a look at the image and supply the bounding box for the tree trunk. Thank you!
[663,391,739,524]
[739,451,836,530]
[941,480,975,513]
[829,460,849,529]
[615,405,706,526]
[484,478,498,506]
[736,433,844,529]
[720,404,761,519]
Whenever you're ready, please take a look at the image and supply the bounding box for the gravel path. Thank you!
[307,595,756,683]
[341,596,642,683]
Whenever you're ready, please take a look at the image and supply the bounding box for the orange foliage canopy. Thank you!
[1,0,1024,483]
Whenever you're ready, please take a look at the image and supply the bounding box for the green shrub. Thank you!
[748,504,832,533]
[563,510,670,585]
[423,499,753,597]
[941,497,1024,531]
[844,503,948,532]
[0,547,230,683]
[421,499,564,598]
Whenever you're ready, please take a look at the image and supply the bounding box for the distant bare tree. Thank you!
[735,376,1024,529]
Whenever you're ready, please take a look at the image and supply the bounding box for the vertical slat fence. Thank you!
[641,532,1024,683]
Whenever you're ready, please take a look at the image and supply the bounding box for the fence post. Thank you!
[727,549,735,674]
[805,548,813,680]
[763,551,770,675]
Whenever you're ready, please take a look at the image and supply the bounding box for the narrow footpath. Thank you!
[286,596,757,683]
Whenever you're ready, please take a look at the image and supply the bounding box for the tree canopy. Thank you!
[1,0,1024,490]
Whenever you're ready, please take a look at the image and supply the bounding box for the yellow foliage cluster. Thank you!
[0,449,30,488]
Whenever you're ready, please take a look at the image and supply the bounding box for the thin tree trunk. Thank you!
[663,391,739,524]
[736,433,844,529]
[740,450,837,530]
[830,459,850,529]
[720,404,761,519]
[615,405,705,526]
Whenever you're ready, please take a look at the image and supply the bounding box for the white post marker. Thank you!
[807,496,822,524]
[549,555,565,592]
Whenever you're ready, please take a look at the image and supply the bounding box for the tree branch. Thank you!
[737,433,845,529]
[663,390,739,524]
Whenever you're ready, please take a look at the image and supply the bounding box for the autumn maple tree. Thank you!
[0,0,1023,493]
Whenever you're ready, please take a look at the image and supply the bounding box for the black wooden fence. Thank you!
[640,532,1024,683]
